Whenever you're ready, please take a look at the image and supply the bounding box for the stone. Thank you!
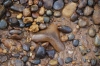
[43,16,50,23]
[34,16,44,23]
[54,11,61,17]
[31,59,41,65]
[61,35,68,42]
[18,19,25,28]
[92,5,100,24]
[88,28,96,37]
[76,8,84,16]
[20,0,28,4]
[62,2,77,17]
[91,59,97,66]
[46,10,52,16]
[22,56,28,62]
[72,39,79,47]
[23,8,31,17]
[78,19,87,28]
[68,33,75,41]
[88,0,94,6]
[70,13,78,22]
[39,7,45,15]
[0,5,6,19]
[31,5,38,12]
[0,55,7,62]
[29,23,39,32]
[46,50,55,59]
[22,44,30,51]
[78,0,87,8]
[79,45,87,55]
[17,13,22,19]
[43,0,53,9]
[53,0,64,10]
[94,34,100,47]
[39,23,47,30]
[57,58,64,66]
[49,59,58,66]
[84,6,93,16]
[10,4,25,12]
[3,0,12,7]
[0,19,7,29]
[65,57,73,64]
[23,17,33,23]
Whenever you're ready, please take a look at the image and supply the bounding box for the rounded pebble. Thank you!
[43,16,50,23]
[72,39,79,47]
[54,11,61,17]
[31,59,41,65]
[0,19,7,29]
[46,10,52,16]
[68,33,75,41]
[22,56,28,62]
[31,5,38,12]
[88,28,96,37]
[22,44,30,51]
[65,57,73,64]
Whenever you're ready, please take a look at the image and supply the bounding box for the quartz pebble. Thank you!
[31,5,38,12]
[49,59,58,66]
[23,17,33,23]
[78,19,87,28]
[88,28,96,37]
[84,6,93,16]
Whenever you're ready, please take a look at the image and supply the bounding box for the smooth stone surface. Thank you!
[31,59,41,65]
[46,50,55,58]
[54,11,61,17]
[72,39,79,47]
[58,25,72,33]
[88,0,94,6]
[0,55,7,62]
[65,57,73,64]
[9,17,19,26]
[43,16,50,23]
[20,0,28,4]
[88,28,96,37]
[57,58,64,66]
[22,56,28,62]
[0,19,7,29]
[10,4,25,12]
[43,0,53,9]
[22,44,30,51]
[0,5,6,19]
[35,46,46,59]
[84,6,93,16]
[39,7,45,15]
[53,0,64,10]
[92,5,100,25]
[68,33,75,41]
[39,23,47,30]
[49,59,58,66]
[3,0,12,7]
[78,0,87,8]
[78,19,87,28]
[94,34,100,47]
[31,5,38,12]
[23,8,31,17]
[46,10,52,16]
[70,13,78,22]
[9,30,22,35]
[18,19,25,28]
[62,2,77,17]
[76,8,84,16]
[23,17,33,23]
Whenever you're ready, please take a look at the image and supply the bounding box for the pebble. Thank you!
[43,16,50,23]
[70,13,78,22]
[76,8,84,16]
[28,0,33,5]
[3,0,12,7]
[39,23,47,30]
[0,0,3,4]
[22,56,28,62]
[54,11,61,17]
[32,12,38,19]
[12,53,20,58]
[88,28,96,37]
[9,30,22,35]
[23,17,33,23]
[35,46,46,59]
[68,33,75,41]
[23,8,31,17]
[57,58,64,66]
[0,19,7,29]
[38,0,43,7]
[88,0,94,6]
[29,23,39,32]
[61,35,68,42]
[10,4,25,12]
[49,59,58,66]
[0,5,6,19]
[79,45,87,55]
[78,19,87,28]
[20,0,28,4]
[65,57,73,64]
[14,59,24,66]
[43,0,53,9]
[26,62,31,66]
[46,10,52,16]
[39,7,45,15]
[31,59,41,65]
[72,39,79,47]
[53,0,64,10]
[6,11,11,17]
[84,6,93,16]
[58,25,72,33]
[22,44,30,51]
[9,17,19,26]
[92,5,100,24]
[31,5,38,12]
[18,19,25,28]
[0,55,7,62]
[78,0,87,8]
[94,34,100,47]
[46,50,55,59]
[62,2,77,17]
[17,13,22,19]
[90,59,97,66]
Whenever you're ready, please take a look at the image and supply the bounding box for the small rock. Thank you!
[0,55,7,62]
[58,25,72,33]
[39,23,47,30]
[62,2,77,17]
[9,30,22,35]
[12,53,20,58]
[94,34,100,47]
[14,59,24,66]
[3,0,12,7]
[23,17,33,23]
[88,0,94,6]
[35,46,46,59]
[26,62,31,66]
[23,8,31,17]
[54,11,61,17]
[31,5,38,12]
[10,4,25,12]
[18,19,25,28]
[68,33,75,41]
[65,57,73,64]
[49,59,58,66]
[9,17,19,26]
[29,23,39,32]
[0,19,7,29]
[72,39,79,47]
[32,12,39,19]
[34,16,44,23]
[20,0,28,4]
[28,0,33,5]
[0,5,6,19]
[38,0,43,7]
[46,50,55,59]
[88,28,96,37]
[17,13,22,19]
[78,19,87,28]
[39,7,45,15]
[22,44,30,51]
[78,0,87,8]
[53,0,64,10]
[43,16,50,23]
[70,13,78,22]
[61,35,68,42]
[22,56,28,62]
[92,5,100,24]
[43,0,53,9]
[57,58,64,66]
[46,10,52,16]
[91,59,97,66]
[79,45,87,55]
[84,6,93,16]
[76,8,84,16]
[6,11,11,17]
[31,59,41,65]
